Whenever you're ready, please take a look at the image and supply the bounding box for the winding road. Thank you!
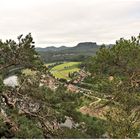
[74,84,102,108]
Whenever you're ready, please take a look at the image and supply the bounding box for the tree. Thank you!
[0,34,57,138]
[84,34,140,138]
[0,33,44,75]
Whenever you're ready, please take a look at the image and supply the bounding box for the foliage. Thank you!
[2,33,140,138]
[0,34,52,138]
[14,116,44,138]
[57,127,90,138]
[84,34,140,138]
[0,34,107,139]
[37,42,99,63]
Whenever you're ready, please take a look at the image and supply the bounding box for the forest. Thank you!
[0,33,140,138]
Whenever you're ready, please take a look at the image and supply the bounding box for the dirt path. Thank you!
[74,85,106,118]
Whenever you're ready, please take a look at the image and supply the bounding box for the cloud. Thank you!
[0,0,139,47]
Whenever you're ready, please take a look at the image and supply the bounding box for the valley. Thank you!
[0,0,139,138]
[49,62,81,80]
[43,61,109,119]
[36,42,102,63]
[1,34,140,139]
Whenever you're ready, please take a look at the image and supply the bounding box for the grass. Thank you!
[79,96,95,108]
[22,69,36,76]
[50,62,81,80]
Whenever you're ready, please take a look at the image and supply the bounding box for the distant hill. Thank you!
[74,42,97,49]
[36,42,112,63]
[36,46,68,52]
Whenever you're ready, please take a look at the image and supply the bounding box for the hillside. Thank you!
[36,42,101,62]
[1,34,140,139]
[36,46,68,52]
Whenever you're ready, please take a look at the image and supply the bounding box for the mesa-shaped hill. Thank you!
[36,42,112,63]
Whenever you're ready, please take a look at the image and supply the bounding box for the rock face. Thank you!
[75,42,97,49]
[40,75,59,90]
[17,99,40,113]
[3,75,18,87]
[1,89,40,114]
[60,117,73,129]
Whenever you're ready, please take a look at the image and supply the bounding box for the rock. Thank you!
[109,76,114,81]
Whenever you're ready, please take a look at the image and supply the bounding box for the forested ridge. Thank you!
[0,34,140,138]
[36,42,101,63]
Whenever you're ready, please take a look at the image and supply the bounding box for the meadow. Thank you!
[50,62,81,80]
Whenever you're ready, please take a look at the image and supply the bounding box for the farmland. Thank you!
[50,62,81,80]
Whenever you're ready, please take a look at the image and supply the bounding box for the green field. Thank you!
[50,62,81,80]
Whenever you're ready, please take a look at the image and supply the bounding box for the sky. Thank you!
[0,0,140,47]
